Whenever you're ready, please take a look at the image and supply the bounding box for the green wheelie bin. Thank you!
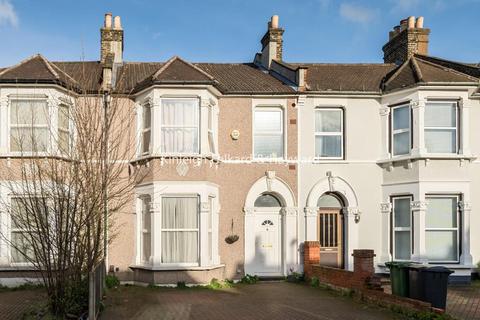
[385,261,412,297]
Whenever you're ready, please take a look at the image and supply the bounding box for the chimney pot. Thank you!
[113,16,122,30]
[271,15,279,28]
[407,16,415,29]
[104,13,112,28]
[416,16,424,28]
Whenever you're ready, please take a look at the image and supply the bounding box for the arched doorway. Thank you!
[244,173,297,277]
[250,193,283,275]
[317,193,345,268]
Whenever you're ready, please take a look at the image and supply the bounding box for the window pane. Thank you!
[394,198,410,228]
[142,130,150,153]
[162,197,198,229]
[425,129,456,153]
[426,231,457,261]
[161,128,198,153]
[162,231,198,263]
[315,136,342,158]
[143,105,151,129]
[254,134,283,158]
[254,194,282,207]
[393,106,409,130]
[426,197,457,228]
[11,100,48,125]
[58,105,69,129]
[315,110,341,132]
[11,232,34,263]
[59,131,69,153]
[161,99,198,126]
[425,103,456,127]
[317,194,342,208]
[255,110,282,132]
[393,131,410,156]
[394,231,411,260]
[10,128,49,152]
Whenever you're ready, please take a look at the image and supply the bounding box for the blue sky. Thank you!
[0,0,479,66]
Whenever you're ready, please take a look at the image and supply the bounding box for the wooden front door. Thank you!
[318,209,344,268]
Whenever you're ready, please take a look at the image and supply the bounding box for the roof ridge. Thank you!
[288,62,396,67]
[0,54,44,78]
[37,54,60,79]
[49,61,82,87]
[383,58,412,87]
[415,56,479,81]
[411,57,424,82]
[416,54,480,71]
[152,56,215,81]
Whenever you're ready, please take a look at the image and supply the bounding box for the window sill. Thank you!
[129,264,225,272]
[132,153,220,164]
[0,265,37,271]
[377,153,477,165]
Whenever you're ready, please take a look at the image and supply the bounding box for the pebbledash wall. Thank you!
[0,12,479,286]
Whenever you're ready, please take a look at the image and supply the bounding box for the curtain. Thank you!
[161,100,199,153]
[161,197,198,263]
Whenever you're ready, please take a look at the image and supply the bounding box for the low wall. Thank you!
[303,241,435,314]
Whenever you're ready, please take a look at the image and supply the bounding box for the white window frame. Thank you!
[390,104,411,157]
[424,101,459,155]
[140,195,152,265]
[159,98,200,155]
[9,98,51,155]
[207,196,214,264]
[314,107,344,160]
[141,103,152,156]
[160,194,200,267]
[391,196,412,261]
[57,103,71,155]
[253,106,284,160]
[425,194,460,264]
[207,105,216,155]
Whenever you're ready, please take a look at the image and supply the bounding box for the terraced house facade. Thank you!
[0,13,479,285]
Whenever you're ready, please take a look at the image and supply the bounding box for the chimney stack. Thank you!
[100,13,124,64]
[255,15,284,69]
[382,16,430,65]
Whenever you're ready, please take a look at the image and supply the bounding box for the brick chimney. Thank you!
[100,13,124,64]
[255,15,284,69]
[382,16,430,65]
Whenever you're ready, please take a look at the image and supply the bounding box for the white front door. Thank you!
[250,213,282,276]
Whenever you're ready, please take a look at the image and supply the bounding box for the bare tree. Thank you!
[0,74,140,316]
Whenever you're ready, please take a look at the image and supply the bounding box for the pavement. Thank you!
[0,289,46,320]
[447,283,480,320]
[101,282,405,320]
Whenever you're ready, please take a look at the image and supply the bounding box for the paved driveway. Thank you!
[101,282,405,320]
[0,289,45,320]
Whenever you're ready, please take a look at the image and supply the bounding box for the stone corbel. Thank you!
[379,105,390,116]
[200,202,210,212]
[243,207,255,215]
[343,207,361,223]
[410,99,426,109]
[411,201,428,211]
[458,201,471,211]
[282,207,298,216]
[304,207,318,217]
[380,203,392,214]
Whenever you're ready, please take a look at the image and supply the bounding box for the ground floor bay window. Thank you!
[135,182,219,269]
[390,194,462,264]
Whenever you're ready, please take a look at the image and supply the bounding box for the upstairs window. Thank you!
[141,104,151,155]
[58,104,70,154]
[208,106,216,154]
[391,105,411,156]
[315,108,344,159]
[424,102,458,154]
[160,98,199,154]
[254,107,284,159]
[10,100,49,152]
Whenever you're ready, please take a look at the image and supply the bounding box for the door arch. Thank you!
[244,174,296,277]
[317,193,345,268]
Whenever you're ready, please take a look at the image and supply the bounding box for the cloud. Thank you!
[389,0,447,12]
[0,0,18,27]
[339,3,377,24]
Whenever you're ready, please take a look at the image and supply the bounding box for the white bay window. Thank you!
[141,195,152,264]
[391,105,411,156]
[10,100,49,153]
[161,196,199,264]
[392,196,411,261]
[141,104,152,155]
[424,101,458,154]
[254,107,284,159]
[160,98,199,154]
[425,195,459,263]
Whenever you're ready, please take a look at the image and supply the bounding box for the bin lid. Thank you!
[385,261,412,268]
[425,266,454,274]
[407,264,428,270]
